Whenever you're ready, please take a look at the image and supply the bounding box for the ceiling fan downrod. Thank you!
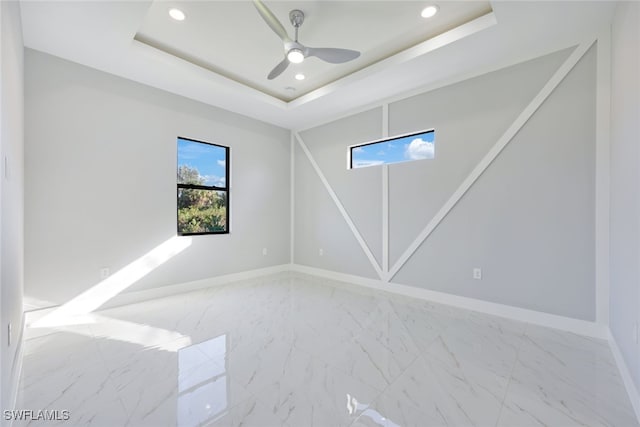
[289,9,304,42]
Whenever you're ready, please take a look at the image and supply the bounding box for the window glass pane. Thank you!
[351,130,434,169]
[178,189,227,234]
[177,138,227,187]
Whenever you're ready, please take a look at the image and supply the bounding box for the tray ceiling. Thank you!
[19,1,617,129]
[134,1,492,101]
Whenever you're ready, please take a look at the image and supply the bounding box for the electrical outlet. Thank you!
[262,247,268,256]
[8,322,12,347]
[473,268,482,280]
[319,248,324,256]
[100,267,110,279]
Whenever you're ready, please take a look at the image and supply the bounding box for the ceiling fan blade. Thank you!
[267,57,289,80]
[253,0,291,43]
[307,47,361,64]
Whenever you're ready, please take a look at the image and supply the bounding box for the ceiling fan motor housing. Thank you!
[289,9,305,28]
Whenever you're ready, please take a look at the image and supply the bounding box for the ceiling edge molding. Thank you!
[130,38,289,110]
[131,10,497,112]
[288,11,498,109]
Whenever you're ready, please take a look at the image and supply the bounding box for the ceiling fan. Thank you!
[253,0,361,80]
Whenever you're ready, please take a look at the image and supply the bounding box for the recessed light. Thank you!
[421,5,439,18]
[169,8,186,21]
[295,73,305,81]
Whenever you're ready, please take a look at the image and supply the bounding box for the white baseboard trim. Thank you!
[6,314,25,427]
[24,263,607,341]
[290,264,609,339]
[25,264,291,324]
[103,264,291,309]
[608,330,640,422]
[22,261,609,342]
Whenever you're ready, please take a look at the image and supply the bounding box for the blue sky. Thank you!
[178,138,226,187]
[351,131,435,168]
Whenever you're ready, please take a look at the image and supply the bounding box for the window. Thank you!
[177,137,229,235]
[349,129,435,169]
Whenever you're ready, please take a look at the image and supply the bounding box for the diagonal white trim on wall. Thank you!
[385,38,597,282]
[295,133,384,279]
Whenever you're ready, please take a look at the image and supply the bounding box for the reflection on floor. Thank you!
[17,273,639,426]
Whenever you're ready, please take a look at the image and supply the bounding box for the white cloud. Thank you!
[352,146,364,153]
[217,159,226,167]
[377,150,385,156]
[405,138,434,160]
[178,141,211,160]
[353,159,384,168]
[202,175,225,187]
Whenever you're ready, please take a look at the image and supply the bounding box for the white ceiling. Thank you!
[20,1,616,130]
[135,1,492,101]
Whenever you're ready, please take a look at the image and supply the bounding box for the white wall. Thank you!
[294,45,598,321]
[0,0,25,417]
[610,1,640,393]
[24,50,290,307]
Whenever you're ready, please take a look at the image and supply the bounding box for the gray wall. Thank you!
[0,0,25,416]
[610,1,640,392]
[24,50,290,306]
[295,108,382,277]
[294,46,598,321]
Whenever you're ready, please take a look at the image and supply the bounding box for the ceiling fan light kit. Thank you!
[287,48,305,64]
[253,0,361,80]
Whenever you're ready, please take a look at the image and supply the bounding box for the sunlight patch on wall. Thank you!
[33,236,192,328]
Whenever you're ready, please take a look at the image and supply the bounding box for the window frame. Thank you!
[176,136,230,236]
[347,128,435,169]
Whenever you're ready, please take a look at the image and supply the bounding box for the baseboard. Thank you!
[290,264,609,339]
[24,262,607,341]
[608,330,640,422]
[103,264,291,309]
[25,264,291,325]
[6,313,25,427]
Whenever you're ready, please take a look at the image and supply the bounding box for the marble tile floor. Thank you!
[16,272,639,427]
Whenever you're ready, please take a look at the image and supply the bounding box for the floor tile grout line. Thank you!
[24,323,133,423]
[90,328,135,423]
[346,352,423,427]
[387,297,445,354]
[234,319,387,427]
[493,324,530,427]
[345,296,444,426]
[274,290,422,427]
